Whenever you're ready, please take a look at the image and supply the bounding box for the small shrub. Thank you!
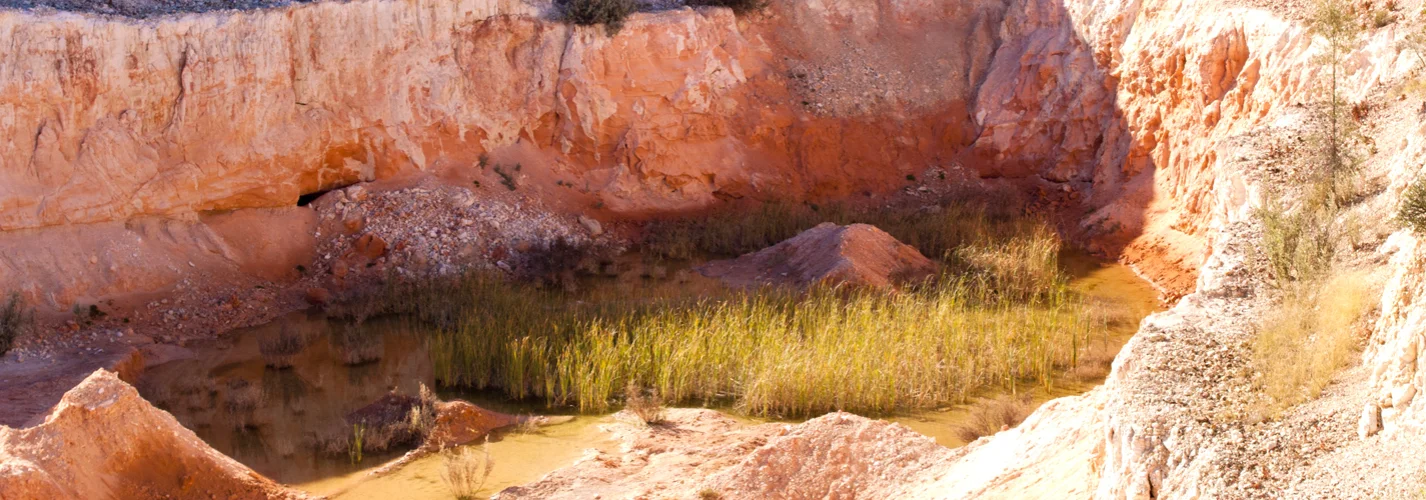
[557,0,637,34]
[688,0,768,14]
[442,441,494,500]
[623,381,666,425]
[1,293,34,355]
[223,378,268,430]
[954,395,1033,443]
[1257,196,1334,286]
[1372,9,1395,28]
[698,489,724,500]
[1398,176,1426,234]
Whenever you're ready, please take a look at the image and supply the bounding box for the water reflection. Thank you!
[139,312,433,484]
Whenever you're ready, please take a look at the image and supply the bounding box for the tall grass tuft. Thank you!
[259,325,306,369]
[442,440,494,500]
[1,293,34,356]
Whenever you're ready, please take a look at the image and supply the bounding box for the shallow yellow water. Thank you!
[297,415,618,499]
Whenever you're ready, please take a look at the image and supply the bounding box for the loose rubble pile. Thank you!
[305,178,617,302]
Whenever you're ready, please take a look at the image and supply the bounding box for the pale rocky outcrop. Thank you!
[697,223,936,289]
[1363,231,1426,435]
[0,369,311,499]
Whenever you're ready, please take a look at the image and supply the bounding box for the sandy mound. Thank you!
[0,369,310,499]
[494,409,959,500]
[697,223,937,289]
[705,412,958,499]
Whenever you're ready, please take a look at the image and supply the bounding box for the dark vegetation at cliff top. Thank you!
[3,0,310,18]
[7,0,762,22]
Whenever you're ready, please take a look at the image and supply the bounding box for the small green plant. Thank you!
[1258,195,1335,286]
[687,0,768,14]
[557,0,637,34]
[71,303,104,327]
[441,440,494,500]
[1399,177,1426,234]
[1,293,34,356]
[1372,9,1396,28]
[349,424,367,464]
[698,489,723,500]
[478,153,490,169]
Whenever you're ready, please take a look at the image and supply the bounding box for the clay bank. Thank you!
[3,0,1426,497]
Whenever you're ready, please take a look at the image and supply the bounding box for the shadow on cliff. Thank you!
[952,0,1158,292]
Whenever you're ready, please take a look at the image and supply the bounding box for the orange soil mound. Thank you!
[698,223,937,289]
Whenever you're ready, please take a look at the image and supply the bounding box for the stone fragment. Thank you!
[1359,403,1381,439]
[354,233,388,260]
[579,215,603,236]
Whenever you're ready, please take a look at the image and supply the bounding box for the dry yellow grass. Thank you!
[954,395,1034,443]
[1254,270,1376,411]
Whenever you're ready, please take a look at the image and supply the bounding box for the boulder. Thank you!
[0,370,310,499]
[697,223,937,290]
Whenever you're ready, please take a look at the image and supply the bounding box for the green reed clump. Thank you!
[371,200,1100,417]
[415,271,1100,418]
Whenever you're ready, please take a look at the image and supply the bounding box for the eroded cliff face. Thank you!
[0,0,1192,311]
[3,0,1403,302]
[0,0,1012,228]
